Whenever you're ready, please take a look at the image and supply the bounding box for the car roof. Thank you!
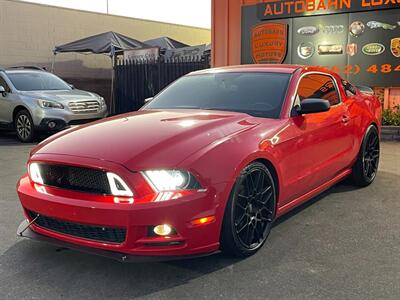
[4,69,47,75]
[191,64,304,75]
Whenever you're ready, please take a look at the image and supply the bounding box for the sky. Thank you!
[21,0,211,29]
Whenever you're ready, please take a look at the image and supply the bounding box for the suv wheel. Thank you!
[15,110,36,143]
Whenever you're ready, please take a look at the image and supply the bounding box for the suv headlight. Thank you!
[37,99,64,109]
[143,170,202,192]
[99,96,106,107]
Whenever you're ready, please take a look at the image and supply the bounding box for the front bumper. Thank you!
[17,220,220,262]
[17,175,226,258]
[32,106,108,131]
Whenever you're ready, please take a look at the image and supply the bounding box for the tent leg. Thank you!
[51,53,56,73]
[110,55,115,115]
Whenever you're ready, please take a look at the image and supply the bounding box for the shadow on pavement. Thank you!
[0,179,363,299]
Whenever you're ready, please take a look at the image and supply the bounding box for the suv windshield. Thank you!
[7,72,71,91]
[146,72,291,118]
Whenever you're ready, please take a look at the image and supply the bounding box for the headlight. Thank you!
[37,99,64,109]
[143,170,202,192]
[99,96,106,107]
[28,162,43,184]
[106,172,133,197]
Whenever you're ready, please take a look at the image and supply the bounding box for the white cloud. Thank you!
[21,0,211,28]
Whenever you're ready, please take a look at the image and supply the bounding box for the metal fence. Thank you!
[113,56,211,114]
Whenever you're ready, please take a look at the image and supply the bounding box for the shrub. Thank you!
[382,105,400,126]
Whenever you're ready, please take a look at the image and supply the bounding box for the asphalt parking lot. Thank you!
[0,132,399,300]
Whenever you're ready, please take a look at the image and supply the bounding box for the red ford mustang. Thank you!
[17,65,381,261]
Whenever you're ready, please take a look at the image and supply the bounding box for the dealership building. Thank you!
[212,0,400,109]
[0,0,210,99]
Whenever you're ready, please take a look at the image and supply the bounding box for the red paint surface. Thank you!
[17,65,381,257]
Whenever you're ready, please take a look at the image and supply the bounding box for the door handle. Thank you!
[342,115,350,124]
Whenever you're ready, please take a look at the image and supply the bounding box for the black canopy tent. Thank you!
[143,36,189,51]
[52,31,148,113]
[53,31,147,54]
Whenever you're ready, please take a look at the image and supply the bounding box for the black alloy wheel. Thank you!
[362,128,380,181]
[352,125,380,186]
[221,162,276,257]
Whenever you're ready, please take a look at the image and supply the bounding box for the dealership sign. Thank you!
[123,47,159,61]
[251,23,288,63]
[257,0,400,20]
[241,1,400,86]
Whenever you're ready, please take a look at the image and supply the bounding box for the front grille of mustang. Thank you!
[68,100,100,114]
[29,211,126,243]
[38,164,111,195]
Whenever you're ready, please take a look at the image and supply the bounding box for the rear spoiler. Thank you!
[356,86,374,96]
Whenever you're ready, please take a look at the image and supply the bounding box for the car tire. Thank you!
[220,162,276,257]
[351,125,380,187]
[15,110,36,143]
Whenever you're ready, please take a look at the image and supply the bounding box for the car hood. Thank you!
[32,109,260,170]
[19,89,100,103]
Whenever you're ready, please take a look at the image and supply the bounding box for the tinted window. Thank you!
[7,72,71,91]
[298,74,340,106]
[0,76,11,93]
[146,72,291,118]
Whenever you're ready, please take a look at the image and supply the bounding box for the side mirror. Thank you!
[0,85,6,96]
[144,97,153,104]
[296,98,330,115]
[68,84,75,89]
[356,85,374,96]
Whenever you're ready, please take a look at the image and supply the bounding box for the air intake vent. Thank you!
[29,211,126,244]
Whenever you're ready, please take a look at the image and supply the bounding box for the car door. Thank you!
[0,75,16,124]
[279,73,354,205]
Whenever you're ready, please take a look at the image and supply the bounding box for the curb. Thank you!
[381,126,400,142]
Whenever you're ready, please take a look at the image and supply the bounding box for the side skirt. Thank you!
[276,169,352,218]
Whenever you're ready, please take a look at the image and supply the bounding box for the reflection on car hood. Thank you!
[31,109,260,170]
[19,89,100,103]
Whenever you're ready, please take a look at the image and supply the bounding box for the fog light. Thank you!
[153,224,172,236]
[48,121,56,129]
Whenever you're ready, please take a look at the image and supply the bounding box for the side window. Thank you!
[297,74,340,106]
[341,79,357,97]
[0,75,11,93]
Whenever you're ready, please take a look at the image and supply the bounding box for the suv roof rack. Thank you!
[7,66,46,71]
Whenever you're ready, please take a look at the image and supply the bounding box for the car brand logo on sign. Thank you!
[346,43,358,56]
[251,23,288,64]
[362,43,385,56]
[297,26,319,36]
[349,21,365,37]
[297,42,314,59]
[367,21,397,30]
[391,38,400,58]
[318,44,343,55]
[320,25,345,34]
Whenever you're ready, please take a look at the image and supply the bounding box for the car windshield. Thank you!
[7,72,71,91]
[146,72,291,118]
